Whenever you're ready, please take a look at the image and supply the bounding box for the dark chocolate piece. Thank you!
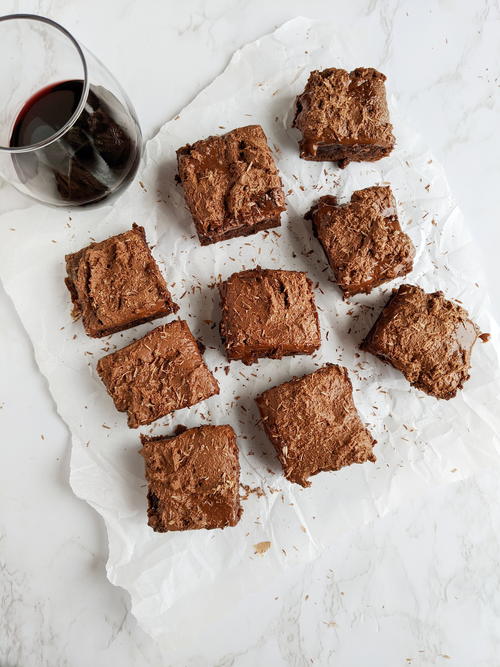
[306,186,414,297]
[65,224,177,338]
[55,159,108,203]
[79,85,134,168]
[219,268,321,365]
[86,107,132,168]
[293,67,395,167]
[140,425,242,532]
[97,320,219,428]
[176,125,286,245]
[256,364,376,487]
[361,284,481,399]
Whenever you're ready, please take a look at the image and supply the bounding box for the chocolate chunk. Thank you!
[80,85,134,169]
[86,107,132,169]
[64,125,94,161]
[55,159,108,203]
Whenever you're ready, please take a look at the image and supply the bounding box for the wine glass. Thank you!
[0,14,142,207]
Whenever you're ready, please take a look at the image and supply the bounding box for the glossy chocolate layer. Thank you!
[256,364,376,487]
[176,125,286,245]
[306,186,414,297]
[97,320,219,428]
[293,67,395,167]
[361,284,481,399]
[140,425,242,532]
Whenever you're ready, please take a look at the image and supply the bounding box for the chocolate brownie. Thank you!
[140,425,242,532]
[306,186,414,297]
[256,364,376,487]
[97,320,219,428]
[65,224,177,337]
[219,268,321,365]
[361,284,481,399]
[293,67,395,167]
[176,125,286,245]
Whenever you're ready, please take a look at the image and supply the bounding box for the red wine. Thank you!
[10,79,140,206]
[11,80,83,147]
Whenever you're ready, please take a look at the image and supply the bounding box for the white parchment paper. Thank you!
[0,18,499,641]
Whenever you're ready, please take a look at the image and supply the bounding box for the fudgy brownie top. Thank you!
[306,186,414,297]
[176,125,286,244]
[65,224,177,337]
[293,67,395,156]
[96,320,219,428]
[219,268,321,365]
[256,364,376,487]
[140,425,242,532]
[361,284,481,399]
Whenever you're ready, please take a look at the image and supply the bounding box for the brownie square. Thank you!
[256,364,376,487]
[140,425,242,532]
[65,224,177,338]
[97,320,219,428]
[361,284,481,399]
[306,186,414,297]
[293,67,395,168]
[219,268,321,365]
[176,125,286,245]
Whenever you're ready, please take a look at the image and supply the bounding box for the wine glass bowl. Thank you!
[0,14,142,207]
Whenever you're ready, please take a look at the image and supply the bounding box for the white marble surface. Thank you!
[1,1,500,665]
